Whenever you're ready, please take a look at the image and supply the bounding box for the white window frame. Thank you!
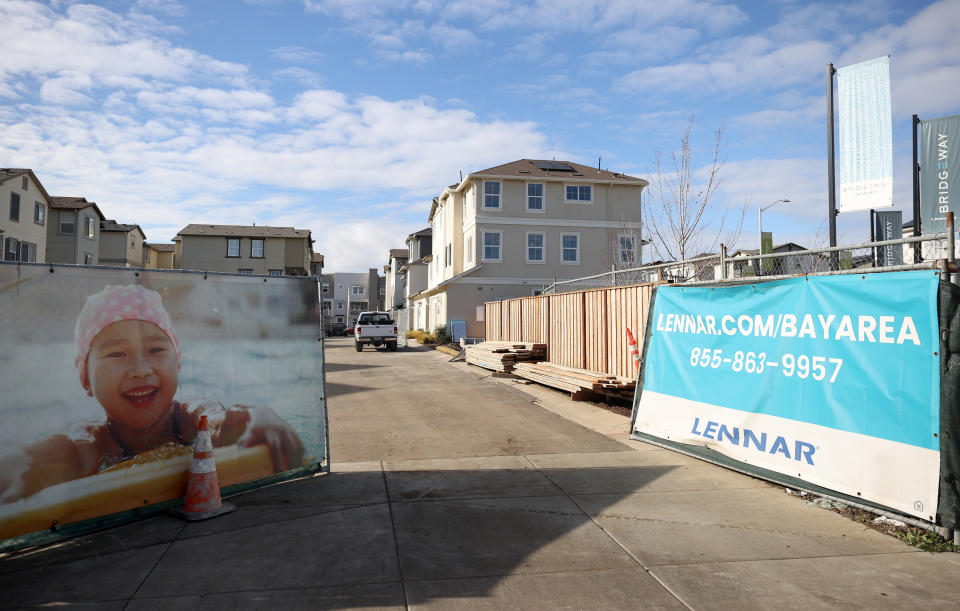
[337,302,344,311]
[525,231,545,264]
[482,230,502,262]
[251,238,265,258]
[618,234,639,265]
[238,268,253,275]
[465,234,473,264]
[351,285,363,296]
[564,184,593,203]
[561,232,580,265]
[34,202,45,225]
[84,215,95,238]
[526,182,545,212]
[227,238,240,257]
[60,210,76,234]
[322,284,330,294]
[482,181,501,210]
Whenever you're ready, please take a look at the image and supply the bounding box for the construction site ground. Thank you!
[1,336,959,609]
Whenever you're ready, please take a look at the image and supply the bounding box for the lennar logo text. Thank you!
[691,417,816,465]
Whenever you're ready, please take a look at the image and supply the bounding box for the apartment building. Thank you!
[410,159,646,338]
[99,220,146,267]
[0,169,51,263]
[384,248,409,310]
[47,197,105,266]
[320,269,382,327]
[174,224,314,276]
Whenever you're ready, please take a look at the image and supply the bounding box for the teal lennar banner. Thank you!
[837,56,893,212]
[920,114,960,235]
[634,271,941,520]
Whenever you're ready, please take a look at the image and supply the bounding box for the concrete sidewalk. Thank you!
[1,338,959,609]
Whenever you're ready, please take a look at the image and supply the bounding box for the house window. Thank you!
[9,192,20,221]
[483,231,501,262]
[85,216,95,238]
[238,269,253,275]
[379,287,386,295]
[60,210,76,234]
[130,234,136,248]
[227,238,240,257]
[21,176,28,191]
[561,233,580,264]
[526,232,545,263]
[483,181,501,209]
[34,202,44,225]
[337,302,344,311]
[145,249,151,263]
[251,239,264,258]
[445,243,451,267]
[565,185,593,202]
[351,285,363,295]
[618,235,638,264]
[527,183,544,211]
[84,253,92,265]
[21,242,36,263]
[465,235,473,263]
[4,238,19,261]
[269,270,282,276]
[322,284,330,294]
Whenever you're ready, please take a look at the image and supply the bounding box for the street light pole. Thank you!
[758,199,790,275]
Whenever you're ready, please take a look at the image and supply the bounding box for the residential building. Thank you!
[174,224,313,276]
[0,169,51,263]
[384,248,408,310]
[409,159,646,338]
[99,220,146,267]
[399,228,432,331]
[311,253,324,276]
[47,196,105,266]
[144,243,176,269]
[320,269,381,327]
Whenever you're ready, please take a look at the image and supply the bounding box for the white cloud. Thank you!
[270,46,325,64]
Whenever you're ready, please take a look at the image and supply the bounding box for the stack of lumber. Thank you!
[465,341,547,373]
[513,361,636,400]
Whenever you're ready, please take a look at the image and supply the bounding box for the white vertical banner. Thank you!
[837,56,893,212]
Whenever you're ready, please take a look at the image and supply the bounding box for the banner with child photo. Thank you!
[0,263,327,545]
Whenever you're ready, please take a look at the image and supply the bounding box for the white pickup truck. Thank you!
[354,311,398,352]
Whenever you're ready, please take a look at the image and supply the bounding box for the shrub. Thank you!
[419,332,437,344]
[406,330,418,339]
[434,325,451,345]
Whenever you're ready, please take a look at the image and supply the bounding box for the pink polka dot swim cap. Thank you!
[74,285,181,387]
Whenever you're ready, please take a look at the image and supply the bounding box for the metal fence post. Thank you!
[720,244,727,280]
[948,212,955,265]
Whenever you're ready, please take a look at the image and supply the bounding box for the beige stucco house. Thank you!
[99,220,146,267]
[174,224,314,276]
[47,196,106,266]
[0,169,51,263]
[409,159,646,338]
[144,243,176,269]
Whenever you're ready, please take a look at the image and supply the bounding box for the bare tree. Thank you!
[645,116,745,265]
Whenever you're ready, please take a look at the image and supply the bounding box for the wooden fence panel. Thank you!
[485,301,501,341]
[548,292,585,369]
[584,289,607,373]
[508,298,523,340]
[519,296,550,344]
[605,285,653,379]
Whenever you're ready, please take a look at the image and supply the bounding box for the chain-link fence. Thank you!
[542,234,953,294]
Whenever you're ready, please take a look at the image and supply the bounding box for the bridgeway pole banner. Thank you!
[874,210,903,266]
[837,56,893,212]
[633,271,940,520]
[920,114,960,234]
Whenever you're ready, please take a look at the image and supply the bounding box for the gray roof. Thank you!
[101,219,145,237]
[389,248,409,258]
[146,243,176,252]
[177,224,312,239]
[49,196,106,219]
[472,159,645,184]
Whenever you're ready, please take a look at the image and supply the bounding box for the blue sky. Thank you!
[1,0,958,271]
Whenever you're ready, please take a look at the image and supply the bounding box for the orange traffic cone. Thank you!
[171,415,235,521]
[626,327,641,372]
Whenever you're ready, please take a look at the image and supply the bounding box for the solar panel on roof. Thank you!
[533,161,575,172]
